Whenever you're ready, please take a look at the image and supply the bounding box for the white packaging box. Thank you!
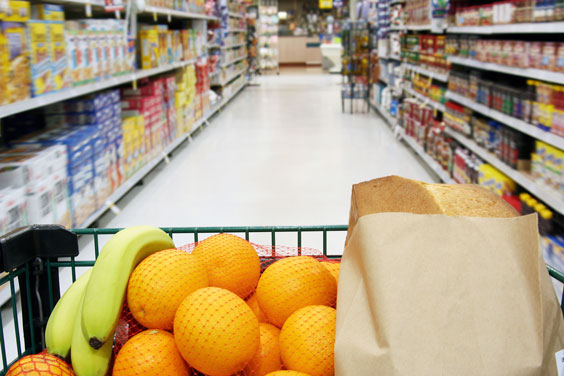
[0,187,28,234]
[26,177,55,225]
[52,169,72,228]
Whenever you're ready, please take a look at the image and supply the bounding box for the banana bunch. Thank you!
[44,226,175,375]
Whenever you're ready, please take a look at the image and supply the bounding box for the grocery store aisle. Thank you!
[98,72,435,230]
[1,72,436,363]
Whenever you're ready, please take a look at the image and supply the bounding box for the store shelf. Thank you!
[228,11,244,18]
[448,56,564,85]
[444,127,564,215]
[214,67,247,86]
[390,0,404,5]
[228,28,247,33]
[369,101,397,128]
[207,44,221,49]
[0,59,198,119]
[447,22,564,34]
[140,6,219,20]
[406,24,432,30]
[445,90,564,150]
[404,63,448,82]
[381,55,401,62]
[405,87,446,112]
[369,100,454,184]
[403,133,455,183]
[222,54,248,67]
[222,42,246,50]
[390,25,405,31]
[51,0,105,7]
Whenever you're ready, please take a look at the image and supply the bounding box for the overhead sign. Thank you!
[319,0,333,9]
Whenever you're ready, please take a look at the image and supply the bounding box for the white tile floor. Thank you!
[1,69,436,367]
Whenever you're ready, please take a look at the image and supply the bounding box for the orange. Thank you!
[174,287,260,376]
[245,323,282,375]
[127,249,208,330]
[320,261,340,284]
[6,353,74,375]
[191,233,260,298]
[256,256,337,328]
[279,305,336,376]
[246,292,268,323]
[113,329,187,376]
[265,371,311,376]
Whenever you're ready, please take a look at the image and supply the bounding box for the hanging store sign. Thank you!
[319,0,333,9]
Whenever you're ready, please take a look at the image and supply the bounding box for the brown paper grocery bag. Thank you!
[335,213,564,376]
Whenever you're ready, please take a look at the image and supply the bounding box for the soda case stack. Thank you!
[403,98,437,146]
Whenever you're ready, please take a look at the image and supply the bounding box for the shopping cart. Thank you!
[0,224,563,375]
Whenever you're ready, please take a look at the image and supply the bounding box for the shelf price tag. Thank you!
[85,2,92,17]
[132,79,137,90]
[153,11,157,21]
[115,9,120,18]
[105,201,122,215]
[167,11,171,22]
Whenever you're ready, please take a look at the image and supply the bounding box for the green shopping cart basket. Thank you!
[0,224,564,375]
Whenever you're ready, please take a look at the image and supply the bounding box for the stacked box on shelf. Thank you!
[195,60,210,115]
[532,140,564,194]
[163,76,178,143]
[175,64,197,133]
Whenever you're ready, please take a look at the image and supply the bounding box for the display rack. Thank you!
[341,20,371,114]
[368,0,564,219]
[258,0,279,72]
[0,59,197,119]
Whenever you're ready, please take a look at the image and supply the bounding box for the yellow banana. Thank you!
[81,226,175,348]
[45,269,92,359]
[71,293,113,376]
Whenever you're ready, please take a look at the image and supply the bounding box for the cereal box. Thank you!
[139,26,159,69]
[0,24,8,105]
[79,20,100,80]
[2,21,30,102]
[4,0,29,22]
[64,21,80,84]
[48,21,69,91]
[27,20,52,96]
[31,3,64,21]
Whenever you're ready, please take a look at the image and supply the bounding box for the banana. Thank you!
[81,226,175,349]
[71,294,113,376]
[45,269,92,359]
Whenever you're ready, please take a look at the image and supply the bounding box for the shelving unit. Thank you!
[405,87,446,112]
[228,28,247,32]
[222,42,246,49]
[229,11,243,18]
[447,22,564,34]
[445,91,564,150]
[0,83,248,308]
[0,59,198,119]
[140,6,219,20]
[369,101,454,184]
[214,67,247,86]
[448,56,564,85]
[444,128,564,215]
[405,63,448,82]
[222,54,248,67]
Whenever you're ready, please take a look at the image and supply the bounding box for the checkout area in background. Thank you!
[276,0,344,73]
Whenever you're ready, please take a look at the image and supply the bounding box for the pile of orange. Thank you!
[15,233,341,376]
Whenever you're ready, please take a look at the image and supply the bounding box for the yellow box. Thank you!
[31,4,64,21]
[4,1,30,22]
[48,21,68,91]
[139,28,158,70]
[2,22,31,102]
[27,20,52,96]
[0,25,8,105]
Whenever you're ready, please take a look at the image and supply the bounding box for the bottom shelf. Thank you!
[370,100,454,184]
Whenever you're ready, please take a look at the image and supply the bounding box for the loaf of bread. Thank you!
[347,176,518,243]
